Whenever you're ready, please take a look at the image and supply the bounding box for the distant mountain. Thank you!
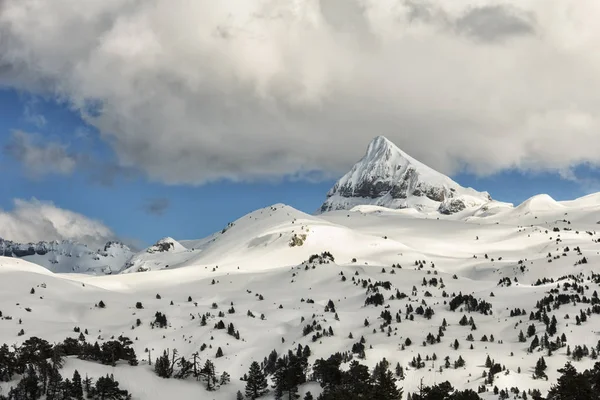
[0,238,133,274]
[319,136,492,214]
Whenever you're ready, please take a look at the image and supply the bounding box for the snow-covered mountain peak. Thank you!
[320,136,492,214]
[365,135,417,165]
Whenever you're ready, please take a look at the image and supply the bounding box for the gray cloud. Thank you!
[455,5,535,43]
[86,161,139,187]
[0,198,116,247]
[5,130,78,178]
[5,129,140,186]
[404,2,535,43]
[142,198,170,216]
[0,0,599,185]
[403,0,447,25]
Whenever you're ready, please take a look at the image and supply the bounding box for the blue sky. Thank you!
[1,88,596,247]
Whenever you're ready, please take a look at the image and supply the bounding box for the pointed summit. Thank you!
[319,136,492,214]
[365,135,395,155]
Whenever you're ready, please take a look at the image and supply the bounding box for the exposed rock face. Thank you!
[146,237,184,253]
[0,239,71,258]
[439,199,467,215]
[319,136,492,214]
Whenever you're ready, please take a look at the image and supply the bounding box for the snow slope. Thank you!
[3,200,600,399]
[121,204,419,276]
[319,136,492,214]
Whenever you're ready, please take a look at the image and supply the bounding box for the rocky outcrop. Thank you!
[438,199,467,215]
[146,237,185,253]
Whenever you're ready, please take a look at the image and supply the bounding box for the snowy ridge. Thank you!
[319,136,492,214]
[121,204,418,275]
[0,238,134,274]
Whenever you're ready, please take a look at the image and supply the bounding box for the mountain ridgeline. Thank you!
[0,238,133,274]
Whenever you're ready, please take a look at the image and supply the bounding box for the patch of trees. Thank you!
[312,356,402,400]
[79,336,138,366]
[370,281,393,291]
[410,381,479,400]
[152,311,168,328]
[509,308,526,317]
[214,320,241,339]
[546,362,600,400]
[575,256,588,266]
[308,252,335,264]
[415,305,435,320]
[365,293,385,307]
[497,277,513,287]
[449,294,492,315]
[0,336,132,400]
[154,348,229,391]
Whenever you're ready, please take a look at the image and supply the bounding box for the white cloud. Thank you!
[0,199,116,247]
[1,0,600,183]
[22,100,47,128]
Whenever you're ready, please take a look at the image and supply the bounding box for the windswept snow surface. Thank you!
[3,196,600,398]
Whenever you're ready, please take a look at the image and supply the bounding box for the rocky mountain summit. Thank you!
[319,136,492,214]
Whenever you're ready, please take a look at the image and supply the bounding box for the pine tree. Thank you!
[485,355,492,368]
[534,357,548,380]
[236,391,245,400]
[94,374,130,400]
[202,360,217,391]
[191,352,201,380]
[395,362,404,379]
[371,359,402,400]
[245,361,268,399]
[272,355,304,400]
[72,370,84,400]
[46,366,63,400]
[0,344,16,382]
[547,362,594,400]
[220,371,231,385]
[20,365,41,400]
[174,356,193,379]
[51,345,65,369]
[62,378,73,399]
[83,374,93,396]
[154,350,172,378]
